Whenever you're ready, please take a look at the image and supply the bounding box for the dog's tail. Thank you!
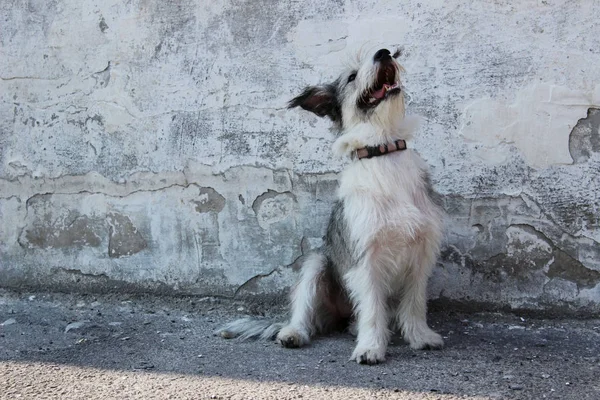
[216,317,286,340]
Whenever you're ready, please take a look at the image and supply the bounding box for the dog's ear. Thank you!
[288,85,341,122]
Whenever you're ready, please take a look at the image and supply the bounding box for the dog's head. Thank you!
[289,48,405,133]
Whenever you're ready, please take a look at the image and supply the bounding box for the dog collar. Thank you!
[354,139,407,160]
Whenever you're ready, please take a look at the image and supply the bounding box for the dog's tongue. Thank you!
[371,85,388,100]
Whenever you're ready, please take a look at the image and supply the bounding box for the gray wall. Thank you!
[1,0,599,312]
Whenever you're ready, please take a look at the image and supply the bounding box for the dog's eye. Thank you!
[347,73,356,83]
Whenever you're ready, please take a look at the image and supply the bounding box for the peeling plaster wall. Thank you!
[1,0,599,312]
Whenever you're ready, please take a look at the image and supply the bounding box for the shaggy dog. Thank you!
[218,48,444,364]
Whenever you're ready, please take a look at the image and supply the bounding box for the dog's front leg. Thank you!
[345,256,391,365]
[395,243,444,350]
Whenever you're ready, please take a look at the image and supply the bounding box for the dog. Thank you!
[217,48,444,364]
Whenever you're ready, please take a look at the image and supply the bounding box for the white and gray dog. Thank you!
[218,48,444,364]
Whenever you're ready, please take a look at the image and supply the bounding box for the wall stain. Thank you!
[569,107,600,164]
[20,210,103,249]
[107,213,147,258]
[193,187,225,213]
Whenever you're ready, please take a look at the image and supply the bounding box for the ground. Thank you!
[1,289,599,400]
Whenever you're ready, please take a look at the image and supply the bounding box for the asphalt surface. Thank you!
[1,289,599,399]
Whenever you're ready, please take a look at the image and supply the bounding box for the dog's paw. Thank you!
[276,326,309,348]
[408,328,444,350]
[350,345,386,365]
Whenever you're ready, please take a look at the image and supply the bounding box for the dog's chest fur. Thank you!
[338,149,433,248]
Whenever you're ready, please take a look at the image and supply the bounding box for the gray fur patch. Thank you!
[323,201,356,280]
[215,317,285,340]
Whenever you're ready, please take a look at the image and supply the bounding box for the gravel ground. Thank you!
[1,289,599,399]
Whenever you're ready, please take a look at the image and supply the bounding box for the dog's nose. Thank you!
[373,49,391,62]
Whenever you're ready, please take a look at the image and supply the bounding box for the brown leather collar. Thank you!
[354,139,407,160]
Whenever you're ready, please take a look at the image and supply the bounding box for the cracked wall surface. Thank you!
[1,0,599,313]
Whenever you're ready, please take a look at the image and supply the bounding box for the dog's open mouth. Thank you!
[358,63,401,110]
[369,82,400,101]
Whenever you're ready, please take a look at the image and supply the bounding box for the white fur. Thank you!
[338,128,444,362]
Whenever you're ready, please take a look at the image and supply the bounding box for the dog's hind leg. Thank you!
[277,253,328,348]
[395,241,444,350]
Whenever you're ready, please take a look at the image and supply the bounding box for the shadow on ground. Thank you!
[1,289,599,399]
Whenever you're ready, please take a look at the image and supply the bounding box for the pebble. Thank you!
[508,325,525,330]
[509,384,524,390]
[1,318,17,326]
[64,321,87,333]
[134,362,154,370]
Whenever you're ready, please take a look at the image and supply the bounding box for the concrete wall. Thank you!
[1,0,599,312]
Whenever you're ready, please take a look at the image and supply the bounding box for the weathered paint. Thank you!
[1,0,599,312]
